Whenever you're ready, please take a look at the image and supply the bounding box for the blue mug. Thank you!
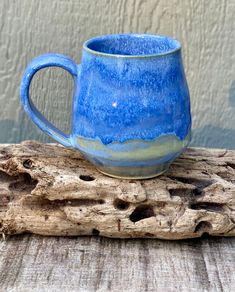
[20,34,191,179]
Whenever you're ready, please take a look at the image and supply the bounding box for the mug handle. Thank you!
[20,53,79,147]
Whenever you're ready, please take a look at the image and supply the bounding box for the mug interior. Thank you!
[84,34,181,57]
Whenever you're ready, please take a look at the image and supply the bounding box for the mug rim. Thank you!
[83,33,181,58]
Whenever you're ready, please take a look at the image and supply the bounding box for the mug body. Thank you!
[71,34,191,178]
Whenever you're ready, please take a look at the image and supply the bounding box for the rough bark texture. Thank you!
[0,141,234,239]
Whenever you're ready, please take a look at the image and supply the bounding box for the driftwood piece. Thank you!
[0,141,234,239]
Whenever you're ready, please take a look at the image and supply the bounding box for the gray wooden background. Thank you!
[0,235,234,292]
[1,0,235,148]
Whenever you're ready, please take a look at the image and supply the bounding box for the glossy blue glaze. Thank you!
[20,53,78,147]
[20,34,191,179]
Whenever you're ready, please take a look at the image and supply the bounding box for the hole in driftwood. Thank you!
[79,175,95,181]
[190,202,224,212]
[201,171,209,175]
[114,199,130,210]
[0,170,37,194]
[66,199,104,206]
[129,205,155,223]
[177,177,212,189]
[170,177,213,197]
[23,159,33,169]
[23,198,105,210]
[9,173,38,193]
[227,162,235,170]
[192,188,204,196]
[92,228,100,236]
[169,188,193,197]
[145,233,154,237]
[194,221,212,233]
[0,170,15,183]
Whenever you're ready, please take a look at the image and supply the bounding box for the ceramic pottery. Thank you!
[20,34,191,179]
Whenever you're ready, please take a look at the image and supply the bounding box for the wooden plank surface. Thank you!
[0,235,234,292]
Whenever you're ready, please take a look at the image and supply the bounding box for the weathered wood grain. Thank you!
[0,235,234,292]
[0,141,234,239]
[0,0,235,148]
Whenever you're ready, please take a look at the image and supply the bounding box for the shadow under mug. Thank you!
[20,34,191,179]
